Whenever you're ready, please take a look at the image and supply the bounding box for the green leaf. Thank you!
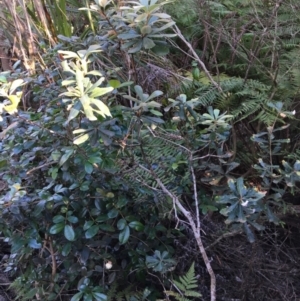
[244,223,255,243]
[83,220,94,230]
[62,243,72,256]
[236,177,247,197]
[85,162,94,174]
[67,216,79,223]
[51,150,61,161]
[71,292,83,301]
[119,225,130,245]
[59,148,74,166]
[107,208,119,219]
[141,25,152,35]
[92,292,107,301]
[49,223,65,234]
[85,225,100,239]
[143,37,156,49]
[67,107,80,123]
[64,225,75,241]
[118,33,141,39]
[99,224,115,232]
[83,293,93,301]
[28,239,42,249]
[0,75,7,82]
[108,79,121,88]
[53,215,65,223]
[147,90,163,101]
[134,85,146,101]
[117,218,127,230]
[23,288,38,300]
[128,40,143,53]
[151,44,169,55]
[129,221,144,231]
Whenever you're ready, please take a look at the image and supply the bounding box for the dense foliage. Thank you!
[1,0,300,300]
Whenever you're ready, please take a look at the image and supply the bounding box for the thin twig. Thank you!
[173,25,222,92]
[137,164,217,301]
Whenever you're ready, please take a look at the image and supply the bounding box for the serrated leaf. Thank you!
[185,291,202,297]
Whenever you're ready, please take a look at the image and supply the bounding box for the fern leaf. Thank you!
[169,262,201,300]
[173,279,186,292]
[185,291,202,297]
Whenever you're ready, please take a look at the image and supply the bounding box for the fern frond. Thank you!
[168,262,202,301]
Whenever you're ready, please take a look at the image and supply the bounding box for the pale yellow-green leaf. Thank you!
[61,60,76,75]
[87,44,102,52]
[9,79,24,94]
[4,95,21,114]
[80,95,96,120]
[58,50,80,59]
[89,87,113,98]
[96,0,108,8]
[90,98,111,117]
[135,13,148,22]
[73,129,88,134]
[0,89,8,97]
[76,70,85,95]
[73,133,89,145]
[87,70,104,77]
[61,79,76,86]
[85,77,105,94]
